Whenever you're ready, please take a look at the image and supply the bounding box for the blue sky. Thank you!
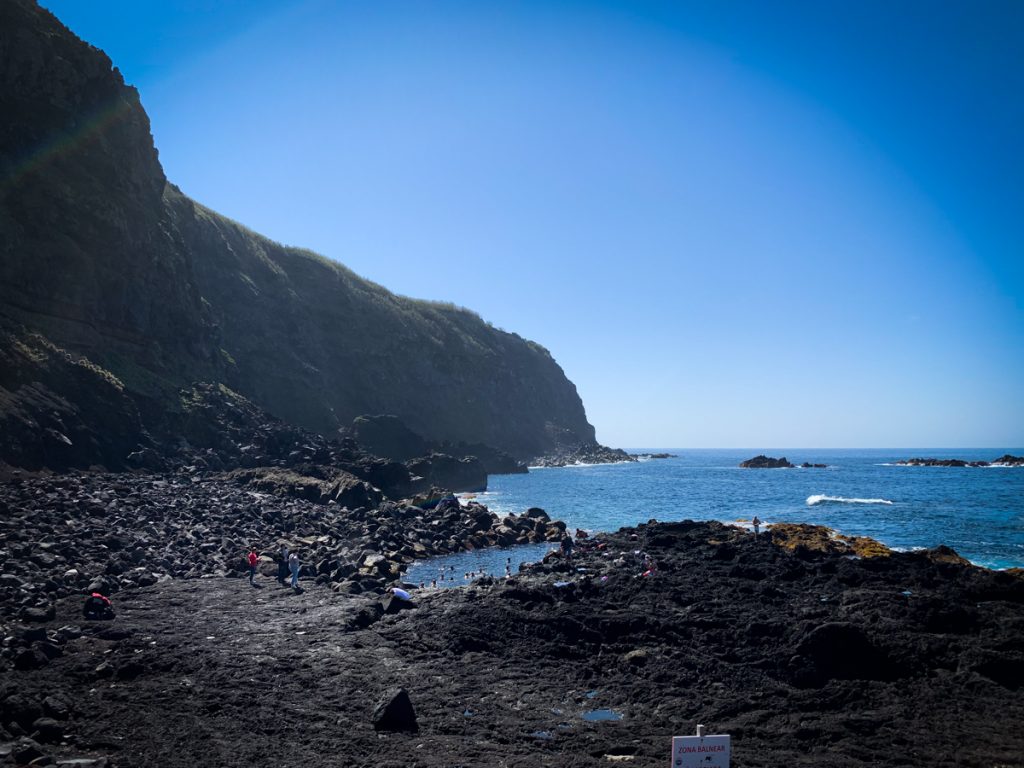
[42,0,1023,448]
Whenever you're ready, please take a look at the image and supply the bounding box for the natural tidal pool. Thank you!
[582,709,624,722]
[403,541,553,588]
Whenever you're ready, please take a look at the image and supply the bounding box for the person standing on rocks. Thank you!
[752,516,761,537]
[276,544,290,586]
[288,550,300,590]
[247,548,259,585]
[561,534,574,560]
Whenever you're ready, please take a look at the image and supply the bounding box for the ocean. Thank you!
[406,449,1024,585]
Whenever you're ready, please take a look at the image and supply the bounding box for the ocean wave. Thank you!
[528,460,635,470]
[806,494,894,507]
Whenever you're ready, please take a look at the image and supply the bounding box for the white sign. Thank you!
[671,734,730,768]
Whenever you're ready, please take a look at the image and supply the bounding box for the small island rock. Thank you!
[740,455,794,469]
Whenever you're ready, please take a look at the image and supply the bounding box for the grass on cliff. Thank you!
[193,200,551,358]
[7,330,126,392]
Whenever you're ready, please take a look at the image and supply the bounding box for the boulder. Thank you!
[324,472,383,509]
[791,622,896,687]
[919,545,972,566]
[350,415,429,462]
[31,717,63,743]
[405,453,487,493]
[13,648,48,671]
[42,697,70,721]
[382,595,415,615]
[1,694,42,728]
[21,605,55,622]
[372,687,418,732]
[12,738,45,766]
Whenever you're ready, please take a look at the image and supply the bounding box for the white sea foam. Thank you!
[877,461,1022,468]
[528,460,635,470]
[806,494,894,507]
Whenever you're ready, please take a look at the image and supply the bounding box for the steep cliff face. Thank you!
[170,190,595,457]
[0,0,596,462]
[0,323,147,471]
[0,0,220,390]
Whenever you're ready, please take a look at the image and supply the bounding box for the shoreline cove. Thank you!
[483,449,1024,571]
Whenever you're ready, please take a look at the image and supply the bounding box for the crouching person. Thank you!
[83,592,114,620]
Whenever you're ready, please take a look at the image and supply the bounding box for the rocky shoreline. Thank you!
[530,443,637,468]
[0,471,570,626]
[1,483,1022,767]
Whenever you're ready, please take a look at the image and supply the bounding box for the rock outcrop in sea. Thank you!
[739,454,794,468]
[530,443,637,467]
[739,455,827,469]
[896,455,1024,467]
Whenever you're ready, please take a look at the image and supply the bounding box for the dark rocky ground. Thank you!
[2,493,1022,768]
[0,471,567,624]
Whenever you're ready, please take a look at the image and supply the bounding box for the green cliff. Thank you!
[0,0,597,465]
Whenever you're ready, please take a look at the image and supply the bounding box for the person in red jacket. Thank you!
[83,592,113,619]
[247,548,259,585]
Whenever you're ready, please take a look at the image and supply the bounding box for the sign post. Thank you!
[671,725,730,768]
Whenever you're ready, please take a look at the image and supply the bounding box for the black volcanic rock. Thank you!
[0,324,151,472]
[350,415,430,463]
[740,454,795,468]
[896,455,1024,468]
[437,441,527,476]
[349,414,527,476]
[406,453,487,494]
[898,458,973,467]
[156,382,416,498]
[531,443,636,467]
[0,0,598,468]
[371,687,418,732]
[226,467,384,509]
[791,622,897,687]
[0,471,570,618]
[992,454,1024,466]
[1,512,1022,766]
